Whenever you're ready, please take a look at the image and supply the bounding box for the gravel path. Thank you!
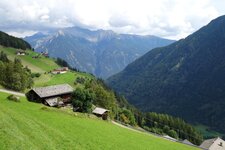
[0,89,25,97]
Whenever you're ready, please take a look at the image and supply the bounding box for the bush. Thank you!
[168,130,178,139]
[7,95,20,102]
[76,77,86,84]
[31,73,41,78]
[119,109,136,126]
[71,88,94,113]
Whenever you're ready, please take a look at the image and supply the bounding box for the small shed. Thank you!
[200,137,225,150]
[41,52,49,57]
[16,50,26,55]
[26,84,73,106]
[163,135,178,142]
[92,107,109,120]
[52,67,69,74]
[182,139,195,146]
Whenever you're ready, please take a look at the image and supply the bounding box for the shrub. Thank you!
[119,109,136,126]
[76,77,85,84]
[168,130,178,139]
[31,73,41,78]
[7,95,20,102]
[71,88,94,113]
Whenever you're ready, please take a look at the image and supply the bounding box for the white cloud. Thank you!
[0,0,224,39]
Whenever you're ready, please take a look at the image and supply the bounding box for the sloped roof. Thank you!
[92,107,109,115]
[45,97,58,107]
[182,139,194,146]
[32,84,73,98]
[163,135,177,142]
[200,137,225,150]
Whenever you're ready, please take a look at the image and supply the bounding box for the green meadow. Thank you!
[0,46,93,88]
[0,92,199,150]
[0,46,199,149]
[0,46,59,73]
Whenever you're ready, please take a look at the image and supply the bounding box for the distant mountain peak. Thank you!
[57,30,65,36]
[24,26,175,78]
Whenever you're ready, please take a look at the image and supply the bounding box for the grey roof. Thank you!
[182,139,194,146]
[45,97,59,107]
[163,135,177,142]
[92,107,109,115]
[32,84,73,98]
[200,137,221,149]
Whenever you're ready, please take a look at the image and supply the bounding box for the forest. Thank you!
[72,77,203,145]
[0,31,31,50]
[0,51,33,91]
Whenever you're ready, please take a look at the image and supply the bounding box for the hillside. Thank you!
[0,46,93,88]
[0,44,203,144]
[24,27,174,78]
[0,31,31,50]
[0,92,198,150]
[107,15,225,134]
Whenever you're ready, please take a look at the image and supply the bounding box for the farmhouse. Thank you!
[26,84,73,107]
[92,107,109,120]
[16,50,26,55]
[41,52,49,57]
[52,67,69,74]
[200,137,225,150]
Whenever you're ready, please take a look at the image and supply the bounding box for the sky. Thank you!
[0,0,225,40]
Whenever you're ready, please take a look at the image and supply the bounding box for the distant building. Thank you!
[182,139,195,146]
[26,84,73,107]
[52,67,69,74]
[92,107,109,120]
[16,50,26,55]
[41,52,49,57]
[200,137,225,150]
[163,135,177,142]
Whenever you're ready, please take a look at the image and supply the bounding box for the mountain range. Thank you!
[24,27,174,78]
[107,15,225,134]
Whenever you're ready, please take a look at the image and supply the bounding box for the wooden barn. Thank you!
[92,107,109,120]
[52,67,69,74]
[16,50,26,55]
[26,84,73,107]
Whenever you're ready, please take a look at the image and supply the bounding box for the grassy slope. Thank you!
[0,46,59,73]
[0,92,198,150]
[33,71,93,88]
[0,46,93,88]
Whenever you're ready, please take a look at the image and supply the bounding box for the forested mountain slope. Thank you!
[0,31,31,50]
[107,15,225,134]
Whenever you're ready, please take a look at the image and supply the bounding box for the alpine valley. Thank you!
[24,27,174,79]
[107,15,225,134]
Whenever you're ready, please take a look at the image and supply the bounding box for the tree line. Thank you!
[55,57,80,72]
[0,51,33,91]
[143,112,203,145]
[0,31,31,50]
[71,77,203,145]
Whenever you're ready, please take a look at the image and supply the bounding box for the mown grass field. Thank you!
[0,46,94,88]
[0,46,59,73]
[33,71,93,88]
[0,92,199,150]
